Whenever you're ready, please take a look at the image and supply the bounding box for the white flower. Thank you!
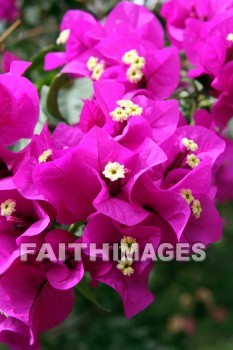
[102,162,125,181]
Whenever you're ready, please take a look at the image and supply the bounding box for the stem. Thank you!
[0,19,21,44]
[69,221,85,236]
[7,24,58,45]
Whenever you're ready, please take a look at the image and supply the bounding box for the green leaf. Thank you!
[76,277,111,313]
[39,84,62,127]
[25,45,58,74]
[46,74,93,124]
[46,73,70,122]
[58,77,93,124]
[228,118,233,139]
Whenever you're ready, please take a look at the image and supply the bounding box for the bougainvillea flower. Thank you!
[211,88,233,129]
[34,155,101,225]
[210,62,233,128]
[0,263,74,347]
[52,123,84,149]
[0,2,228,347]
[80,81,179,144]
[12,125,58,201]
[43,229,84,290]
[63,36,180,99]
[99,37,179,99]
[0,188,50,273]
[180,193,223,246]
[193,109,216,131]
[83,213,161,318]
[162,162,223,246]
[0,315,40,350]
[30,126,166,226]
[131,175,191,241]
[132,168,222,248]
[12,125,101,224]
[102,1,164,47]
[0,61,39,145]
[191,110,233,202]
[12,124,84,202]
[160,125,225,190]
[161,0,233,49]
[44,10,98,71]
[183,10,233,78]
[44,1,164,71]
[214,138,233,202]
[69,127,166,225]
[45,4,178,99]
[129,123,225,243]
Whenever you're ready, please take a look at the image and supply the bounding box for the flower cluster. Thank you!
[0,2,229,349]
[161,0,233,49]
[44,1,180,100]
[161,0,233,202]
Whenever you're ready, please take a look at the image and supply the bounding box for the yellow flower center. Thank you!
[110,107,129,122]
[110,100,143,122]
[87,56,99,71]
[122,49,139,64]
[180,190,202,219]
[182,138,198,152]
[56,29,70,45]
[120,236,138,255]
[117,258,134,276]
[91,63,104,81]
[86,56,105,81]
[1,199,16,217]
[38,149,53,164]
[186,154,200,168]
[102,162,125,181]
[122,49,146,83]
[191,200,202,219]
[126,66,144,84]
[180,189,194,205]
[131,56,146,70]
[227,33,233,42]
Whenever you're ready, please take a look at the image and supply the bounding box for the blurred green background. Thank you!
[0,1,233,349]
